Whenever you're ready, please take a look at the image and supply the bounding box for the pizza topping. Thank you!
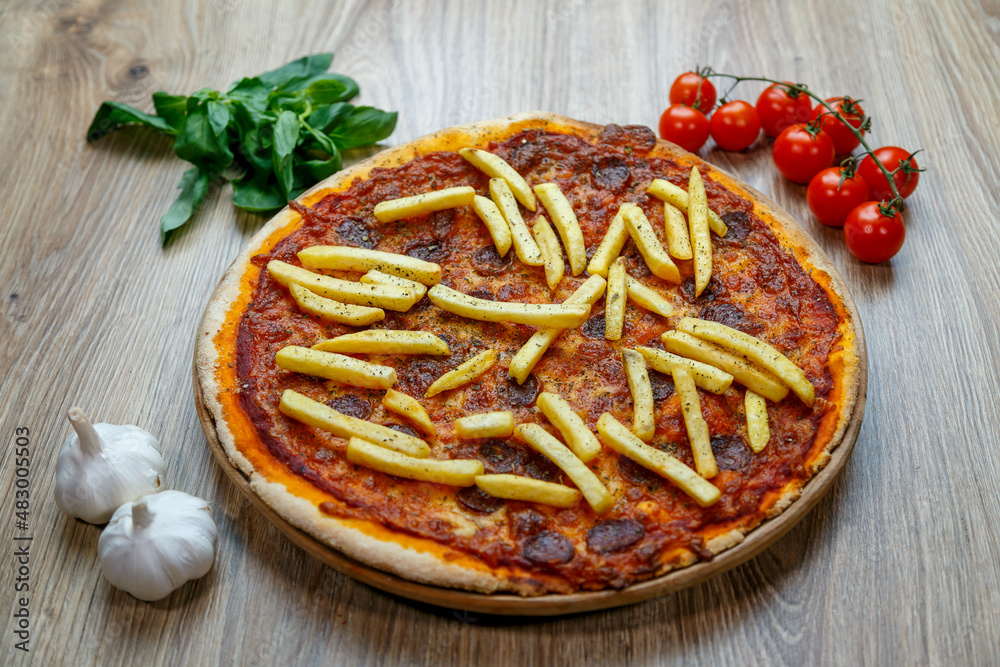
[490,178,544,267]
[622,205,681,283]
[424,349,497,398]
[586,205,630,278]
[288,283,385,326]
[427,284,590,328]
[275,346,397,389]
[586,519,645,553]
[471,243,514,276]
[596,123,657,152]
[597,413,721,507]
[459,147,537,211]
[345,437,483,486]
[662,331,789,402]
[503,373,542,408]
[523,530,576,565]
[372,186,475,223]
[297,245,442,285]
[673,366,718,478]
[98,491,217,601]
[268,260,417,312]
[471,196,514,257]
[536,391,602,463]
[744,391,770,452]
[479,439,528,473]
[313,330,449,356]
[381,389,435,437]
[622,349,656,442]
[531,215,565,290]
[580,313,606,340]
[279,390,431,457]
[533,183,588,276]
[625,276,676,318]
[326,394,372,421]
[514,424,613,515]
[604,258,627,340]
[474,474,581,509]
[591,156,632,191]
[647,179,728,236]
[687,167,713,296]
[710,435,752,472]
[55,407,166,525]
[662,202,694,259]
[455,485,507,514]
[636,347,732,395]
[455,411,515,439]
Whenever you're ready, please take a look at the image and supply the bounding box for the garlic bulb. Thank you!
[98,490,218,601]
[54,407,166,524]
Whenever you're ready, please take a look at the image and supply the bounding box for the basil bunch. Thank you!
[87,54,397,244]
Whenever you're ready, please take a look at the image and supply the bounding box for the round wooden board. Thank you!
[193,315,866,618]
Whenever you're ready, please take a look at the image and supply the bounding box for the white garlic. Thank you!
[98,490,218,601]
[54,407,166,524]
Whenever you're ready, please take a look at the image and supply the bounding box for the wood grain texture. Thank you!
[1,0,998,664]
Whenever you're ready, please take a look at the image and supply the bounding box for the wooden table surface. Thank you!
[2,0,998,664]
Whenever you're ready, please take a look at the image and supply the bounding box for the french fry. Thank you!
[455,411,514,439]
[533,183,587,276]
[508,275,607,384]
[288,283,385,326]
[490,178,543,266]
[676,317,816,406]
[622,349,655,442]
[346,438,482,486]
[297,246,442,285]
[626,276,675,318]
[635,346,733,394]
[647,178,728,236]
[471,195,513,257]
[514,423,613,514]
[596,413,720,507]
[279,390,430,457]
[372,186,475,223]
[688,167,712,297]
[536,392,602,463]
[382,389,436,437]
[425,349,497,398]
[586,205,630,278]
[459,148,536,211]
[663,202,693,260]
[360,270,427,302]
[275,346,398,389]
[661,331,789,402]
[605,258,626,341]
[622,205,681,283]
[672,366,717,479]
[532,215,565,290]
[268,260,416,312]
[475,474,581,508]
[427,284,590,328]
[313,330,449,356]
[745,390,770,453]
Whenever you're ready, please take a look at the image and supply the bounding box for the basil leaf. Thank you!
[299,153,342,182]
[160,167,210,244]
[276,73,359,102]
[206,100,231,140]
[174,103,233,173]
[305,102,351,133]
[151,92,187,133]
[328,107,397,150]
[301,119,337,156]
[258,53,333,90]
[271,110,300,199]
[233,174,286,212]
[86,101,175,141]
[227,76,269,103]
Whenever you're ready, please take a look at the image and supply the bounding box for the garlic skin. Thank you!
[55,407,166,524]
[98,490,218,601]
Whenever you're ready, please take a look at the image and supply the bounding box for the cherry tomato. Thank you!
[772,125,835,184]
[709,100,761,151]
[858,146,921,201]
[658,104,710,152]
[669,72,717,114]
[807,167,870,227]
[756,83,813,137]
[843,202,905,263]
[810,97,866,155]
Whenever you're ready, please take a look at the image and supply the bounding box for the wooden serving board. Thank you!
[193,319,866,617]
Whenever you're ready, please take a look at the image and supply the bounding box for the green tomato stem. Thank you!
[703,70,906,216]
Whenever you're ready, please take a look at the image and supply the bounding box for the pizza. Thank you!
[195,112,863,596]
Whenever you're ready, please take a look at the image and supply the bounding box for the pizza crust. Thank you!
[195,112,862,596]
